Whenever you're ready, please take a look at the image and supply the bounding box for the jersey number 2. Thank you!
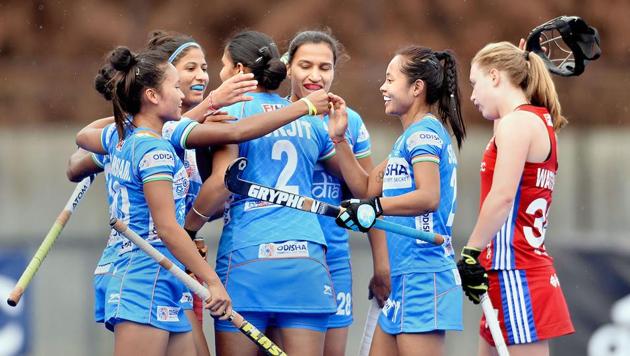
[271,140,299,194]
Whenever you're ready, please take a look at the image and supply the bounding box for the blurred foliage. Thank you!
[0,0,628,127]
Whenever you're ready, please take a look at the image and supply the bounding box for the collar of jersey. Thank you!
[133,126,161,138]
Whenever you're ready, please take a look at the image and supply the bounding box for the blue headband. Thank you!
[168,42,200,63]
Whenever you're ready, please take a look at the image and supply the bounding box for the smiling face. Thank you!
[173,47,208,110]
[154,63,185,121]
[288,42,335,100]
[469,62,500,120]
[379,55,417,117]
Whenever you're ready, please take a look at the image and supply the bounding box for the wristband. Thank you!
[192,206,210,221]
[299,97,317,116]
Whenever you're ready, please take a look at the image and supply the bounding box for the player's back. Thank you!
[219,92,335,257]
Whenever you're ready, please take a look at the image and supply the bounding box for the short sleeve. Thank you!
[136,139,176,184]
[312,118,335,161]
[91,153,107,168]
[405,121,443,165]
[348,109,371,159]
[100,123,117,153]
[162,117,199,151]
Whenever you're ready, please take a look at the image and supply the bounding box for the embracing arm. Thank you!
[465,114,531,249]
[184,90,330,148]
[75,116,114,154]
[66,148,104,182]
[184,73,258,122]
[184,144,239,232]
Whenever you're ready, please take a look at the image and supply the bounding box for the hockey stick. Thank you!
[481,293,509,356]
[109,218,287,356]
[358,297,381,356]
[224,158,444,245]
[7,175,95,306]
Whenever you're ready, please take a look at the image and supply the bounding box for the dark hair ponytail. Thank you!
[434,50,465,149]
[95,46,168,139]
[225,30,286,90]
[397,46,466,149]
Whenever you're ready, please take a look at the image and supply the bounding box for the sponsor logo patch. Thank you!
[406,130,443,151]
[157,306,180,322]
[139,150,174,171]
[383,157,413,190]
[258,241,309,259]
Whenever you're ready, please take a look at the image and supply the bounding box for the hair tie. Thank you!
[523,50,530,61]
[135,67,140,76]
[168,42,201,63]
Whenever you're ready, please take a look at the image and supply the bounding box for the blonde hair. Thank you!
[472,41,567,130]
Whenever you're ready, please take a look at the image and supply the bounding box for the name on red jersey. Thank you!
[535,168,555,191]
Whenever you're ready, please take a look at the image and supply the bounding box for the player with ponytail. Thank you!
[459,41,573,356]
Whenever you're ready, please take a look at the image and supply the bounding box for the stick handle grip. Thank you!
[481,293,510,356]
[373,219,444,245]
[6,175,94,307]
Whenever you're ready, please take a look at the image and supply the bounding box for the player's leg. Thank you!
[323,327,349,356]
[279,327,326,356]
[324,258,353,356]
[477,337,499,356]
[184,309,210,356]
[114,321,169,356]
[507,341,549,356]
[274,312,328,356]
[396,332,445,356]
[166,329,198,356]
[215,328,262,356]
[368,325,398,356]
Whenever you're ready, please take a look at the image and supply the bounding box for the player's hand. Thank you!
[368,269,391,308]
[210,72,258,109]
[302,89,331,115]
[193,238,208,259]
[457,246,488,304]
[205,280,233,320]
[519,37,548,55]
[327,92,349,141]
[336,197,383,233]
[203,110,236,123]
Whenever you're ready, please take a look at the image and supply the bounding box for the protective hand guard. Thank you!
[457,246,489,304]
[335,197,383,233]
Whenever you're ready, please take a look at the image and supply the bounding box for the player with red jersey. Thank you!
[458,41,574,356]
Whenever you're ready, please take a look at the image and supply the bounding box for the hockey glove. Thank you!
[336,197,383,233]
[457,246,488,304]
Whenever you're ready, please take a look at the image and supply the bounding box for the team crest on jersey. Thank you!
[323,284,333,296]
[156,306,180,322]
[406,131,443,151]
[258,241,309,259]
[357,123,370,142]
[383,157,412,189]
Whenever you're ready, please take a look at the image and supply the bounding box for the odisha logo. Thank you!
[153,152,172,160]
